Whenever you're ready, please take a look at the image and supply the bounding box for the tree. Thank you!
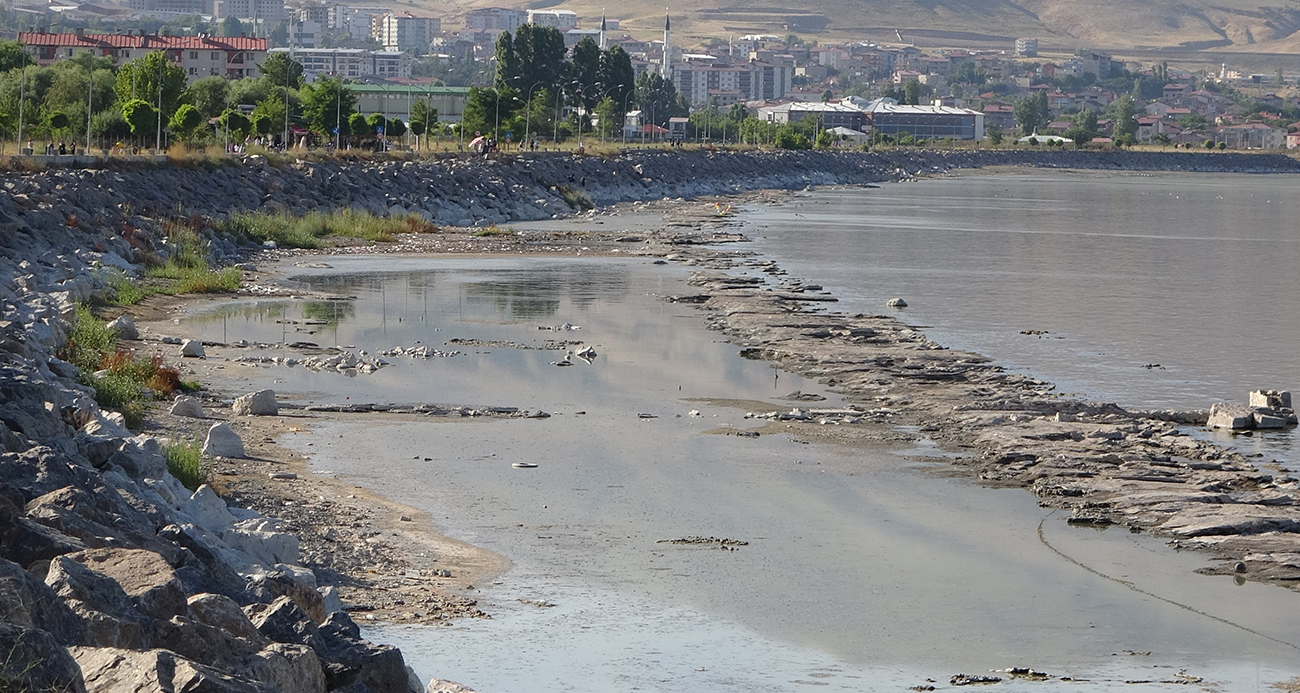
[593,96,619,139]
[269,22,290,48]
[300,76,356,136]
[228,78,269,107]
[386,117,406,138]
[182,76,230,119]
[773,125,810,149]
[1217,141,1226,150]
[597,45,635,118]
[634,71,686,128]
[168,103,204,139]
[250,113,272,136]
[985,124,1003,145]
[366,112,386,134]
[569,37,602,110]
[0,40,33,72]
[218,16,247,37]
[460,87,517,138]
[409,99,437,147]
[1063,108,1098,146]
[1014,91,1049,135]
[48,112,70,132]
[115,52,187,120]
[1204,138,1215,149]
[509,25,567,97]
[902,78,921,106]
[90,109,133,141]
[1177,113,1207,131]
[220,109,251,138]
[493,31,519,90]
[121,99,158,138]
[1153,132,1171,148]
[347,112,368,140]
[1110,94,1138,142]
[260,52,304,90]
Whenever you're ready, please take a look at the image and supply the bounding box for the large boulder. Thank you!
[0,623,86,693]
[68,548,188,621]
[187,593,268,644]
[105,316,138,340]
[317,611,415,693]
[181,339,206,358]
[170,395,206,418]
[44,554,151,649]
[203,423,245,458]
[0,557,85,644]
[72,647,269,693]
[233,390,278,416]
[1249,389,1292,409]
[1207,402,1254,430]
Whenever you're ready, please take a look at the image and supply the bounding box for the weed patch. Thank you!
[219,209,436,249]
[164,439,208,490]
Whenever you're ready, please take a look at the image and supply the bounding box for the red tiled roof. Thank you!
[18,32,266,51]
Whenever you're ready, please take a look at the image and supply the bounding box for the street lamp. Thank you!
[597,83,625,144]
[515,78,551,151]
[622,88,637,146]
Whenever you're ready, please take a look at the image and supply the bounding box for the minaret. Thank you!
[599,9,607,50]
[662,9,671,78]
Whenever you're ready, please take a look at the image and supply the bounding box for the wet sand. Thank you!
[164,250,1300,691]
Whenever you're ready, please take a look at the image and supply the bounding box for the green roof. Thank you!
[345,85,471,95]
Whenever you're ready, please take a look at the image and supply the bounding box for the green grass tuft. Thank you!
[471,225,515,237]
[218,209,436,249]
[164,439,208,490]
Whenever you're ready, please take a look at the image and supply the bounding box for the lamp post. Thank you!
[155,58,162,153]
[17,60,25,155]
[517,79,550,151]
[597,83,624,144]
[622,88,636,146]
[85,64,93,152]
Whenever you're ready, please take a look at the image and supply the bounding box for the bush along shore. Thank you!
[1,149,1299,692]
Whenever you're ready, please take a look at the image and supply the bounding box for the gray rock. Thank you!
[0,623,86,693]
[887,297,908,307]
[72,646,266,693]
[1249,389,1292,409]
[0,557,85,644]
[105,315,138,340]
[180,484,237,533]
[68,548,188,621]
[233,389,278,416]
[1207,402,1254,430]
[203,423,245,458]
[44,554,150,649]
[188,593,269,645]
[1254,413,1288,429]
[428,679,479,693]
[170,395,206,418]
[181,339,206,358]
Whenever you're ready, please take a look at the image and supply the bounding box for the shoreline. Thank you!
[3,159,1298,691]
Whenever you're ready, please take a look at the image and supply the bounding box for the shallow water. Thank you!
[182,255,1300,691]
[742,171,1300,471]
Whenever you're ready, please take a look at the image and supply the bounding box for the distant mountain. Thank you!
[447,0,1300,55]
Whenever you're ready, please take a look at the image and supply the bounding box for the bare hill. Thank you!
[433,0,1300,58]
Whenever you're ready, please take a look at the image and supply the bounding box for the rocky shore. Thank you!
[2,149,1298,692]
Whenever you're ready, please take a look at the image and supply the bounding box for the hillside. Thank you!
[432,0,1300,62]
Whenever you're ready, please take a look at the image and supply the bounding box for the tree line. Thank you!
[0,40,442,150]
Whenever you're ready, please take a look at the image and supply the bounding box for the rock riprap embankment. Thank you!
[0,207,428,690]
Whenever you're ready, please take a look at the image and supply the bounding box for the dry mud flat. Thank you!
[681,263,1300,590]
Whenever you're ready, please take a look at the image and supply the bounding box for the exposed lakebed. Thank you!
[178,255,1300,691]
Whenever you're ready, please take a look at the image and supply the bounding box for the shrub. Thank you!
[218,209,435,248]
[164,439,208,490]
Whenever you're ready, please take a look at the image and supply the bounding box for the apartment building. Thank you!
[212,0,287,24]
[464,7,526,34]
[372,12,439,52]
[527,9,578,30]
[271,46,411,80]
[19,30,265,82]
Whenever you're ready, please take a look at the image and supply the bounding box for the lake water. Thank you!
[178,171,1300,692]
[744,171,1300,470]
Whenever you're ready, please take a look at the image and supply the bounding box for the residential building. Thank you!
[373,12,439,52]
[982,102,1015,131]
[673,58,791,107]
[347,84,470,123]
[19,30,265,82]
[1215,123,1285,149]
[292,2,328,24]
[1015,37,1038,57]
[212,0,286,24]
[464,7,526,34]
[528,9,578,30]
[270,46,410,80]
[127,0,211,15]
[287,19,321,48]
[331,5,387,40]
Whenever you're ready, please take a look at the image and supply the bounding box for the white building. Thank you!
[271,46,410,80]
[287,19,321,48]
[373,12,439,52]
[528,9,578,30]
[1015,37,1038,57]
[212,0,286,24]
[330,5,387,40]
[464,7,526,34]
